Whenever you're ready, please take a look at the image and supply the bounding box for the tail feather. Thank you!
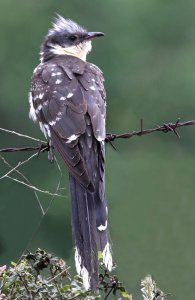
[95,188,112,272]
[69,153,112,290]
[94,143,112,272]
[70,175,99,290]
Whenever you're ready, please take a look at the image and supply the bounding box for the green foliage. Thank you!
[0,249,132,300]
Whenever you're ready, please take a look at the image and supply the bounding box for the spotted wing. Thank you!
[30,58,106,192]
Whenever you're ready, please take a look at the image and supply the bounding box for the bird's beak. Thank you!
[85,32,105,40]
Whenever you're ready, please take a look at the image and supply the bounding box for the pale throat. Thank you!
[51,40,92,61]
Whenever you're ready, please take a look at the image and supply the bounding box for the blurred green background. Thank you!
[1,0,195,298]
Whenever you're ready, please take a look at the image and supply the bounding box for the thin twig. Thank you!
[0,155,45,215]
[47,267,70,284]
[49,267,64,299]
[17,156,64,264]
[16,272,33,300]
[6,175,62,197]
[0,127,45,143]
[50,269,62,297]
[104,287,114,300]
[0,152,39,180]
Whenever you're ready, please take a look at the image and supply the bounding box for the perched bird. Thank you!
[29,15,112,291]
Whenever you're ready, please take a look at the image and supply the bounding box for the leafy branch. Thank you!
[0,249,132,300]
[0,249,168,299]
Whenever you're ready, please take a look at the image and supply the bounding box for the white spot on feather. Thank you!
[102,242,112,271]
[29,92,37,122]
[33,66,38,74]
[49,120,56,126]
[97,221,107,231]
[49,116,61,126]
[60,96,66,100]
[90,86,96,91]
[66,134,78,143]
[75,248,90,290]
[67,92,73,98]
[57,111,62,117]
[56,79,62,84]
[39,93,44,99]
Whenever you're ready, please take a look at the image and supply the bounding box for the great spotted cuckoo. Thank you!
[29,15,112,291]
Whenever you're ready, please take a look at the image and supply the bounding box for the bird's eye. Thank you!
[69,35,77,41]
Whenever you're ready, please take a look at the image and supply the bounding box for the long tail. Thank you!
[69,117,112,291]
[70,175,98,290]
[69,175,112,291]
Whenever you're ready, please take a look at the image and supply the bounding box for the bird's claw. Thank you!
[37,141,55,162]
[47,141,55,162]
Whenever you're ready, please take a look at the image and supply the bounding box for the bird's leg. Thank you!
[36,141,54,162]
[47,140,55,162]
[37,143,48,156]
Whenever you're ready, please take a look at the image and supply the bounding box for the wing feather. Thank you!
[31,56,106,191]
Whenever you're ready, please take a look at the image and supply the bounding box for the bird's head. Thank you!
[40,15,104,62]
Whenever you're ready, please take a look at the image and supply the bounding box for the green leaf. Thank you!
[98,251,102,260]
[121,291,132,299]
[61,284,70,292]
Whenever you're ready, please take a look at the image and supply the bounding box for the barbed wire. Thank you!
[0,118,194,154]
[106,118,195,141]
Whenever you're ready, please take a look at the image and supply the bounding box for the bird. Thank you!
[29,15,112,291]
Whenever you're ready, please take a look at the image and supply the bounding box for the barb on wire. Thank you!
[106,118,195,142]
